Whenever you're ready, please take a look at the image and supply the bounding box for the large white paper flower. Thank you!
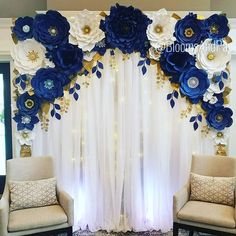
[15,130,35,145]
[11,39,53,75]
[68,10,105,51]
[195,39,231,76]
[146,9,176,49]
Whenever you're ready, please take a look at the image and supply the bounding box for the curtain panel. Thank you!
[32,52,213,232]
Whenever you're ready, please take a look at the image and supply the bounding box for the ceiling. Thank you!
[0,0,235,17]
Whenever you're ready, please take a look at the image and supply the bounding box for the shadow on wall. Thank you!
[47,0,211,11]
[0,0,236,18]
[0,0,47,17]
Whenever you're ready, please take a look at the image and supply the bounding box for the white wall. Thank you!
[229,55,236,156]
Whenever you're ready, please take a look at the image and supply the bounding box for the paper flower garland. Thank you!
[10,5,233,156]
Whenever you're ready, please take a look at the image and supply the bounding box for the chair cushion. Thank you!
[178,201,235,228]
[8,205,67,232]
[190,173,235,206]
[9,177,58,211]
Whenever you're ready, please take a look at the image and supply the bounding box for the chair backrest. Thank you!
[191,154,236,177]
[6,157,54,181]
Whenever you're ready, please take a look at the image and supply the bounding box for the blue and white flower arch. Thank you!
[11,4,233,156]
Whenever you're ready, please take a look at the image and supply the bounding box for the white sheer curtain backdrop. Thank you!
[32,51,214,232]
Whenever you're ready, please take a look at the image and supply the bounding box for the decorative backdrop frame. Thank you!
[10,4,233,157]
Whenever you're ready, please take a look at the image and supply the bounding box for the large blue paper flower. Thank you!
[33,10,70,48]
[17,92,41,116]
[201,93,224,111]
[13,113,39,131]
[100,4,152,56]
[179,67,210,103]
[206,106,233,130]
[160,44,195,83]
[174,13,206,45]
[204,14,230,40]
[31,68,66,101]
[49,43,83,76]
[12,16,34,41]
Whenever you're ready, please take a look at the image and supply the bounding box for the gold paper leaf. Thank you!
[38,110,43,121]
[223,87,232,97]
[11,33,18,44]
[156,61,161,69]
[171,83,180,90]
[83,53,102,73]
[197,15,205,20]
[99,11,107,17]
[64,83,71,92]
[172,13,181,20]
[12,18,16,25]
[224,36,232,44]
[41,102,50,114]
[150,59,157,65]
[223,97,229,104]
[27,89,34,96]
[93,53,102,62]
[20,145,31,158]
[13,68,19,75]
[83,60,93,72]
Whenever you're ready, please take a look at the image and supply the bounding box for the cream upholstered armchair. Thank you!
[173,154,236,236]
[0,157,74,236]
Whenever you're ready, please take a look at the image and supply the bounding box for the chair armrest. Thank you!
[0,194,9,236]
[57,189,74,226]
[173,181,190,221]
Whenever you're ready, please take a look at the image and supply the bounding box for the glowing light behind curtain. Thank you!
[32,51,213,232]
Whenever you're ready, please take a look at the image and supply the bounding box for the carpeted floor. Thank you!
[72,230,212,236]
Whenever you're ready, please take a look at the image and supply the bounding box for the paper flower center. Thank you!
[27,50,39,62]
[217,132,224,138]
[21,116,31,124]
[155,25,163,34]
[210,24,219,34]
[22,25,30,33]
[207,53,215,61]
[82,25,91,34]
[187,77,199,88]
[44,79,54,90]
[22,132,29,138]
[48,27,58,36]
[122,24,131,34]
[24,99,34,109]
[184,28,194,38]
[215,114,223,122]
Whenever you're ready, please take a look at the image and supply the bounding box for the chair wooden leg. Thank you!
[189,231,194,236]
[173,222,179,236]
